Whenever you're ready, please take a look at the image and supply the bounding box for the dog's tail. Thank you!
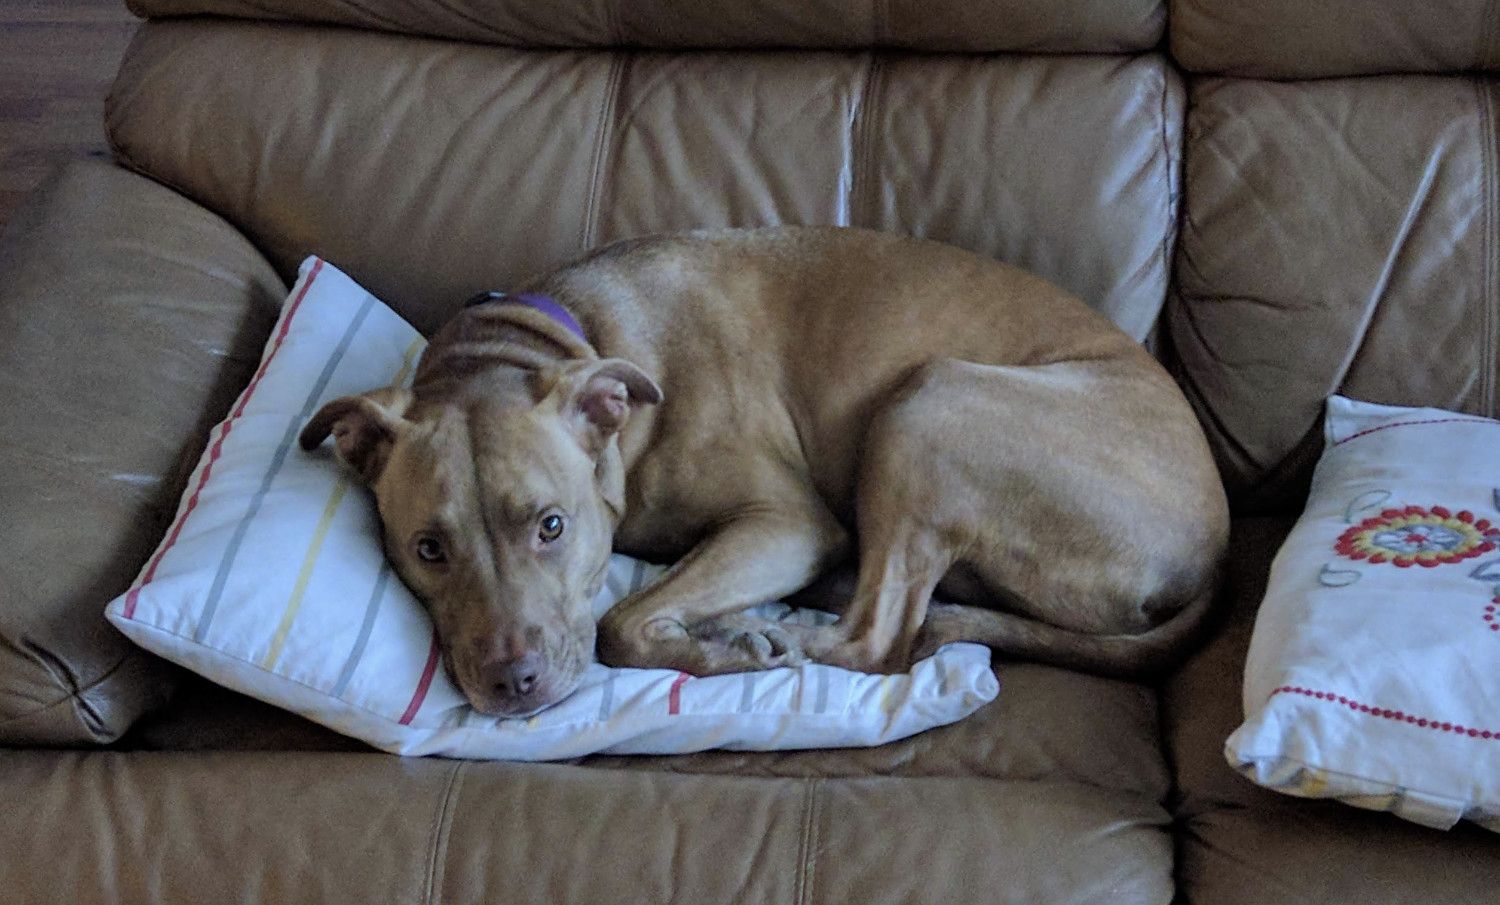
[915,581,1221,680]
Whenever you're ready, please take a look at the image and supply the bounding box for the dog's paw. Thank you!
[729,623,805,667]
[690,614,806,670]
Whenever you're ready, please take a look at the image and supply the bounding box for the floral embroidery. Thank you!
[1334,506,1500,568]
[1342,489,1391,524]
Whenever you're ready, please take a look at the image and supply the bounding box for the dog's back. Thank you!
[521,227,1180,527]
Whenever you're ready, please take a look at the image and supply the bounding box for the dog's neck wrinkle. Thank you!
[412,368,531,412]
[417,342,575,392]
[474,321,585,360]
[418,306,597,387]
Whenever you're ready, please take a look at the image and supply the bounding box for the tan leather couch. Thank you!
[3,1,1498,901]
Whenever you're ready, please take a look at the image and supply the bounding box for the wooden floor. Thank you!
[0,1,138,236]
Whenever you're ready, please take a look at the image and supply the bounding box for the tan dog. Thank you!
[300,227,1229,717]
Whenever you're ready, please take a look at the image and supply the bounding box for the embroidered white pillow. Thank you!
[105,256,998,760]
[1227,395,1500,831]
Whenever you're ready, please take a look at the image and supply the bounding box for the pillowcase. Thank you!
[106,257,998,760]
[1227,395,1500,831]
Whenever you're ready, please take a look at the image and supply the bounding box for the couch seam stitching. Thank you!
[808,779,822,905]
[422,761,467,905]
[1479,77,1497,415]
[581,52,625,251]
[793,778,810,905]
[850,55,884,229]
[843,56,867,226]
[1157,55,1177,328]
[794,777,821,905]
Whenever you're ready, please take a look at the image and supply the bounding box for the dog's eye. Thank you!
[538,514,565,543]
[415,535,447,564]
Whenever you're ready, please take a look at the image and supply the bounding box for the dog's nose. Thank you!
[481,650,543,701]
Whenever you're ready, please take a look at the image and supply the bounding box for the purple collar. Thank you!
[465,291,587,343]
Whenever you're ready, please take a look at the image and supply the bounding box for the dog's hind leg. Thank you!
[792,360,968,673]
[802,356,1225,675]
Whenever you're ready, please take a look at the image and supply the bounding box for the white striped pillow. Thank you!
[105,256,998,760]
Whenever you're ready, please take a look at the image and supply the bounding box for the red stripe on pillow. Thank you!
[399,632,443,726]
[122,259,325,619]
[668,672,691,715]
[122,421,235,618]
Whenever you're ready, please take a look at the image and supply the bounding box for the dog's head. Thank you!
[300,358,661,717]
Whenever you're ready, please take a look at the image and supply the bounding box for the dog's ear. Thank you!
[549,359,662,452]
[298,388,413,483]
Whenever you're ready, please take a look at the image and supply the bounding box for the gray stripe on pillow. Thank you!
[598,672,616,720]
[739,673,757,713]
[332,562,393,698]
[814,665,830,714]
[194,293,378,643]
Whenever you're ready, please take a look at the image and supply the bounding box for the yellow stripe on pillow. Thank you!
[261,337,425,670]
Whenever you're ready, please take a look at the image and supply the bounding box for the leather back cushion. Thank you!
[126,0,1165,53]
[107,21,1183,340]
[1169,75,1500,509]
[1172,0,1500,77]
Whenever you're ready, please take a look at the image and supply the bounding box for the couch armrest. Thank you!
[0,158,286,745]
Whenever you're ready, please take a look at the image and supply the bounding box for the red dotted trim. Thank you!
[1333,417,1498,447]
[1271,686,1500,740]
[1488,599,1500,632]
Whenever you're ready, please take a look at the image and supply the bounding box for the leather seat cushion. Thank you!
[1165,518,1500,904]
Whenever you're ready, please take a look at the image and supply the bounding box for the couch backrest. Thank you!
[1173,0,1500,78]
[125,0,1165,53]
[107,0,1500,511]
[106,12,1182,341]
[1163,0,1499,508]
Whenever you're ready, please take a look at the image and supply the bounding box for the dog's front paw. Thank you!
[691,614,806,670]
[729,622,805,668]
